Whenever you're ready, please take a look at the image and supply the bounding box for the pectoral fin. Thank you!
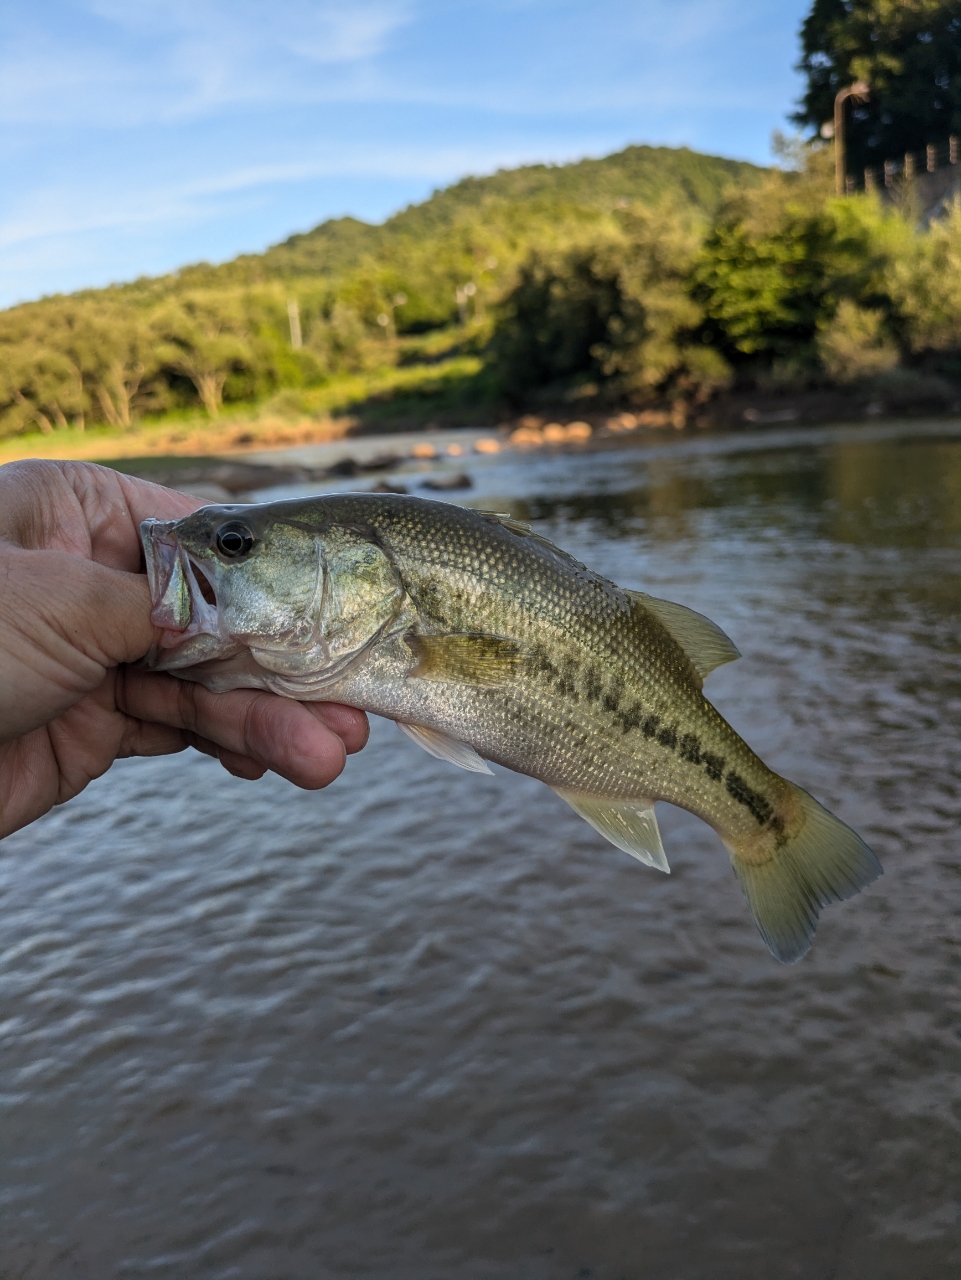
[406,632,525,686]
[554,789,670,873]
[626,590,740,684]
[397,721,493,774]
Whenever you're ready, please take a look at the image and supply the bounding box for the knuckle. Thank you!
[176,680,205,734]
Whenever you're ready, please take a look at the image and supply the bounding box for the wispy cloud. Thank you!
[0,0,414,124]
[0,139,577,252]
[1,0,796,126]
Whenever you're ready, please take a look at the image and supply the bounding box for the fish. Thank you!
[140,493,881,962]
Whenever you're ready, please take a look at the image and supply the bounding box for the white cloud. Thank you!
[90,0,411,66]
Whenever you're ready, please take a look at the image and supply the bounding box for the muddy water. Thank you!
[1,424,960,1279]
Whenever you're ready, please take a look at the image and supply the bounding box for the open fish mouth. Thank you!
[141,518,220,650]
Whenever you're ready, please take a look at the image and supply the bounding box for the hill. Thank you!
[153,144,765,291]
[0,143,766,441]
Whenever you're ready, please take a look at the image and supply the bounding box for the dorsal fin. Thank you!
[477,511,531,536]
[626,589,740,684]
[477,511,589,571]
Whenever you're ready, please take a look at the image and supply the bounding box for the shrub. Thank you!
[489,206,731,406]
[816,300,900,382]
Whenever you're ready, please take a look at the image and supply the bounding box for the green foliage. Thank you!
[152,292,253,417]
[489,242,623,400]
[0,143,762,435]
[0,341,82,435]
[490,205,732,405]
[250,145,764,286]
[692,165,912,370]
[4,137,961,438]
[794,0,961,176]
[816,298,900,380]
[891,201,961,360]
[0,294,169,434]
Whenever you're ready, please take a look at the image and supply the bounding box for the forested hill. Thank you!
[166,145,766,289]
[1,142,769,438]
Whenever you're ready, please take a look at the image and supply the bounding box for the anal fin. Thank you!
[397,721,493,774]
[554,789,669,873]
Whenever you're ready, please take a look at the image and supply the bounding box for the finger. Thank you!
[213,748,268,780]
[113,469,206,528]
[83,466,204,570]
[181,730,268,779]
[18,551,159,666]
[0,460,203,568]
[117,718,191,759]
[301,702,370,755]
[0,552,161,739]
[117,669,355,789]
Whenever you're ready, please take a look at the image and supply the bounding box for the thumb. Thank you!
[0,546,162,742]
[23,549,159,669]
[0,547,159,742]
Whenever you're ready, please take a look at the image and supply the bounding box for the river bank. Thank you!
[2,374,959,475]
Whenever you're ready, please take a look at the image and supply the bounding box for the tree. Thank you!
[84,305,154,428]
[794,1,961,178]
[0,301,91,429]
[30,299,156,429]
[489,206,731,406]
[692,168,911,373]
[891,201,961,358]
[490,242,624,400]
[152,292,251,416]
[0,342,83,436]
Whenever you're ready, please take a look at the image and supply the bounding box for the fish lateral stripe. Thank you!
[725,770,775,826]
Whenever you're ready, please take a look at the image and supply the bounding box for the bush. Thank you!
[489,206,731,406]
[892,203,961,362]
[816,300,899,382]
[693,176,911,377]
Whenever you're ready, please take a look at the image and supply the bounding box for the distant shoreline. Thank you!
[77,414,961,503]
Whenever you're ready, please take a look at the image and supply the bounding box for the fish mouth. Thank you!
[141,518,222,661]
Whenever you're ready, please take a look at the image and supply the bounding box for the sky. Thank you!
[1,0,812,308]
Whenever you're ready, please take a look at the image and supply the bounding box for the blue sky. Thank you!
[1,0,812,307]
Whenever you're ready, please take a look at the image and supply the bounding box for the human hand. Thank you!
[0,459,369,839]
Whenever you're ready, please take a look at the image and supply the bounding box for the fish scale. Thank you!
[141,492,882,962]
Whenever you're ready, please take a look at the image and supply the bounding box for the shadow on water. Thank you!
[1,423,960,1279]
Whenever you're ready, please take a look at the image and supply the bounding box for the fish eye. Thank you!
[215,521,256,560]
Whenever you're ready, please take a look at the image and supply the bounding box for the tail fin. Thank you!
[729,786,882,963]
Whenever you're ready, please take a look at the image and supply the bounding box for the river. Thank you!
[1,421,959,1278]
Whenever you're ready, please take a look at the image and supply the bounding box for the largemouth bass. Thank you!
[141,493,881,962]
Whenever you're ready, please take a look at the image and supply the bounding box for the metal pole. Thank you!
[834,82,870,196]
